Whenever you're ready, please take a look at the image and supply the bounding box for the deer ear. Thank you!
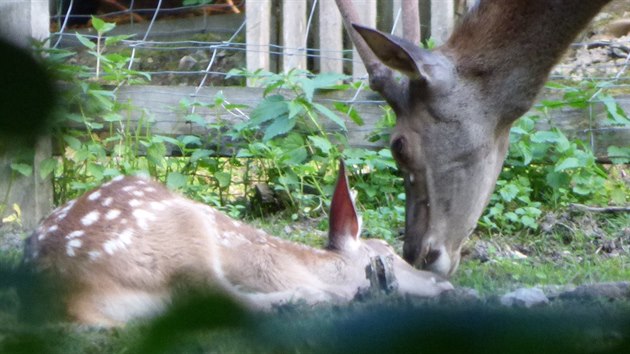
[328,160,361,251]
[352,23,440,82]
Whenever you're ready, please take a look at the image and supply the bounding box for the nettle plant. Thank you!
[41,19,154,199]
[42,18,402,223]
[481,80,630,232]
[224,68,400,220]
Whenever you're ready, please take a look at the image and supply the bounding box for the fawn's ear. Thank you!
[328,160,361,251]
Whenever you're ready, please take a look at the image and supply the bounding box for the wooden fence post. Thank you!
[352,0,377,79]
[0,0,52,230]
[430,0,455,45]
[282,0,307,72]
[319,0,344,74]
[246,0,271,85]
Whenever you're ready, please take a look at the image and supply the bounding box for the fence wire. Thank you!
[49,0,630,159]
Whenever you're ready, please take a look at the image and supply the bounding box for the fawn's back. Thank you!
[24,165,452,326]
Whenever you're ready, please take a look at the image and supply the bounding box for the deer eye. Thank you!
[391,136,407,164]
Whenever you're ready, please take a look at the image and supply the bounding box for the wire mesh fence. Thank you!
[46,0,630,163]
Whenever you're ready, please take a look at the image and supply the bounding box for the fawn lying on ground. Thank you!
[23,161,452,326]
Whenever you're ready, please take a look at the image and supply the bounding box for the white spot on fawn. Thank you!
[38,225,60,240]
[129,199,143,208]
[88,250,102,261]
[144,187,157,193]
[66,230,85,239]
[55,200,76,221]
[81,211,100,226]
[105,209,121,220]
[88,190,101,201]
[60,200,76,213]
[103,229,134,255]
[112,175,125,182]
[132,190,145,197]
[133,209,156,230]
[66,239,82,257]
[122,186,136,193]
[149,201,166,211]
[102,197,114,207]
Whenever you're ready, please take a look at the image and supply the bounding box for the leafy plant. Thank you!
[481,80,630,233]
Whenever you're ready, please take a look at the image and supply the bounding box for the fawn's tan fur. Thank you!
[24,165,451,326]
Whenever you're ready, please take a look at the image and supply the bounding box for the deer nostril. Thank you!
[423,248,441,267]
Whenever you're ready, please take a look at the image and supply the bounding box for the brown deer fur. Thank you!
[336,0,612,276]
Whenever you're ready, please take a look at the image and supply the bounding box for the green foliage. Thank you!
[481,81,630,233]
[36,18,629,237]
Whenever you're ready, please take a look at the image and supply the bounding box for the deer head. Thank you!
[335,0,612,276]
[23,161,451,326]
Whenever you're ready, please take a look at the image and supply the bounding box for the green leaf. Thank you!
[88,90,116,111]
[287,101,304,120]
[215,172,231,188]
[185,114,207,127]
[531,130,560,144]
[282,133,307,164]
[105,34,133,46]
[87,163,104,180]
[103,113,123,122]
[308,135,333,154]
[167,172,187,190]
[607,145,630,164]
[263,114,295,141]
[545,171,569,189]
[191,149,213,162]
[39,158,58,179]
[91,16,116,34]
[147,142,166,167]
[11,163,32,177]
[313,103,346,130]
[154,135,182,147]
[600,94,630,125]
[179,135,202,147]
[249,95,289,127]
[63,135,82,150]
[75,33,96,50]
[499,183,519,202]
[554,157,581,171]
[334,102,364,126]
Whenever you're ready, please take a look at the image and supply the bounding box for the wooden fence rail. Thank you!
[99,85,629,160]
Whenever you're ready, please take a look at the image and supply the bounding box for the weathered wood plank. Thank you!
[282,0,307,71]
[109,85,385,152]
[72,85,630,160]
[319,0,344,74]
[246,0,271,84]
[430,0,455,45]
[351,0,377,79]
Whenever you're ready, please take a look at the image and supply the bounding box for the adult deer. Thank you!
[22,161,451,326]
[335,0,613,276]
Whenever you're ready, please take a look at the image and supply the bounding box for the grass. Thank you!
[454,213,630,295]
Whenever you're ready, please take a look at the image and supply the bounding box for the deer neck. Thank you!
[444,0,612,121]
